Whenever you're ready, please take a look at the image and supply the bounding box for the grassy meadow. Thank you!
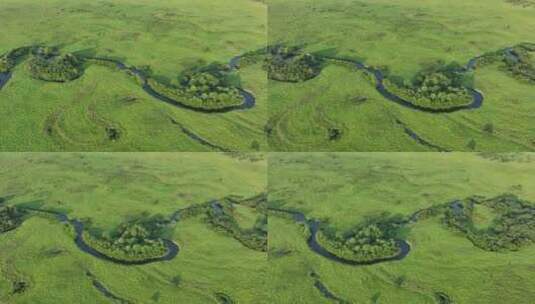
[0,152,267,303]
[267,153,535,303]
[0,0,266,151]
[268,0,535,151]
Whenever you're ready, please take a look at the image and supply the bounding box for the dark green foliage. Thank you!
[0,205,24,233]
[467,139,477,150]
[443,194,535,251]
[250,140,260,151]
[264,45,323,82]
[394,275,406,287]
[214,292,235,304]
[0,47,31,73]
[434,292,453,304]
[385,61,473,108]
[105,127,121,141]
[206,202,267,252]
[0,56,12,73]
[483,123,494,134]
[28,47,83,82]
[236,47,267,68]
[12,280,28,295]
[317,222,400,262]
[176,203,211,220]
[148,64,243,110]
[171,275,181,287]
[84,216,169,261]
[151,291,161,302]
[327,128,342,141]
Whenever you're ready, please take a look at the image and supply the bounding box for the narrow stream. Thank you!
[269,207,411,266]
[323,56,484,114]
[23,207,179,265]
[0,72,11,90]
[87,56,255,113]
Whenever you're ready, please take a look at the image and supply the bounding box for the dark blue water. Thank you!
[269,207,411,266]
[24,207,179,265]
[324,56,484,113]
[0,72,12,90]
[89,57,255,113]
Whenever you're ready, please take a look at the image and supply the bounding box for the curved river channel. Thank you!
[23,207,179,265]
[321,56,485,114]
[269,207,411,266]
[86,56,255,113]
[0,51,255,113]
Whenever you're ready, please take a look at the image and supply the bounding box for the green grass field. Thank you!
[0,0,266,151]
[0,152,267,303]
[268,0,535,151]
[267,153,535,303]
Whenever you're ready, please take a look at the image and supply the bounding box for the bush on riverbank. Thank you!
[0,206,24,233]
[384,62,474,109]
[316,223,400,262]
[83,217,169,262]
[265,45,323,82]
[28,47,83,82]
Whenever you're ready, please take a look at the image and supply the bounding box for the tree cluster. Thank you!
[84,216,169,261]
[0,206,24,233]
[28,47,83,82]
[264,45,323,82]
[384,61,473,108]
[148,68,243,110]
[317,223,400,262]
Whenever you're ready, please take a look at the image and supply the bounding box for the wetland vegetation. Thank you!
[268,0,535,151]
[0,0,267,151]
[0,153,267,303]
[268,153,535,303]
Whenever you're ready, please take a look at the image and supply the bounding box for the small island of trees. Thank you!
[27,47,83,82]
[83,216,169,262]
[264,45,323,82]
[316,222,401,263]
[383,61,474,109]
[147,64,244,110]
